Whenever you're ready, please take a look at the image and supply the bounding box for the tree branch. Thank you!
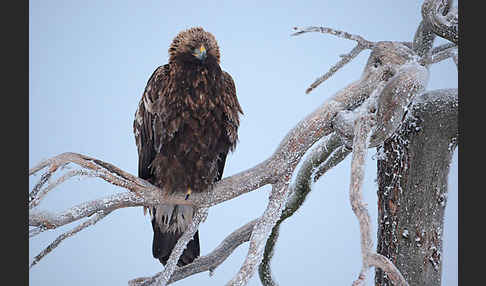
[421,0,458,44]
[129,219,258,286]
[292,26,375,94]
[430,46,458,65]
[349,113,408,286]
[155,208,209,286]
[349,113,375,285]
[259,133,350,286]
[291,26,374,47]
[30,210,111,268]
[412,20,436,59]
[257,50,427,284]
[227,182,290,286]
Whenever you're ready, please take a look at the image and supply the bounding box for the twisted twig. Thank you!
[292,26,375,94]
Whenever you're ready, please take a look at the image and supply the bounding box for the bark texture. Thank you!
[375,88,457,285]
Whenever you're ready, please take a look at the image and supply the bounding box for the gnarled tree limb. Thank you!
[30,3,457,283]
[422,0,458,44]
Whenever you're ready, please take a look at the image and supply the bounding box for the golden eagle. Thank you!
[133,27,243,266]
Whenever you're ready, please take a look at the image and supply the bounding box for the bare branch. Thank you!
[258,224,279,286]
[29,157,57,176]
[226,183,290,286]
[367,253,408,286]
[130,219,258,286]
[304,45,368,94]
[30,210,111,269]
[412,20,436,59]
[292,26,375,94]
[349,113,375,284]
[370,62,429,147]
[29,192,145,228]
[291,26,374,48]
[422,0,458,44]
[256,53,428,284]
[431,42,456,55]
[348,114,409,286]
[430,46,458,65]
[29,169,53,205]
[30,169,94,210]
[155,208,209,286]
[259,133,350,286]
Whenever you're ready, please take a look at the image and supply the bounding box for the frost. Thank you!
[402,229,409,239]
[372,147,387,161]
[30,209,56,223]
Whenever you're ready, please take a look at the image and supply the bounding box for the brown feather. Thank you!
[133,27,242,266]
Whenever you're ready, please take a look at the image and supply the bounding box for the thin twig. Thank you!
[30,210,111,269]
[29,170,53,205]
[292,26,374,94]
[29,158,53,176]
[305,45,367,94]
[30,169,94,210]
[292,26,374,48]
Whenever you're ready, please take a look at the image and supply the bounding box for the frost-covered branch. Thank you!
[227,182,290,286]
[292,26,375,94]
[349,114,408,286]
[430,46,458,65]
[155,208,208,286]
[422,0,458,44]
[30,210,111,269]
[256,40,429,286]
[129,219,258,286]
[30,169,94,210]
[291,26,374,47]
[259,133,350,286]
[349,113,374,285]
[412,20,436,59]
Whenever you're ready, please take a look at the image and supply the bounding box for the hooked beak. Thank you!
[193,45,207,61]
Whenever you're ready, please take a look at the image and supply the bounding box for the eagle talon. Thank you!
[185,188,192,200]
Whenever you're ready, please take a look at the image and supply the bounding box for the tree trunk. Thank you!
[375,89,457,286]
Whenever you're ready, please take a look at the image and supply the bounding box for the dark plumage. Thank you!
[133,27,242,266]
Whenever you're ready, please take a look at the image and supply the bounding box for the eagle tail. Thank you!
[151,205,200,266]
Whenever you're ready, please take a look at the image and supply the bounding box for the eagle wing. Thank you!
[216,70,243,181]
[133,64,169,182]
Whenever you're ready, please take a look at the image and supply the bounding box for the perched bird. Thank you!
[133,27,243,266]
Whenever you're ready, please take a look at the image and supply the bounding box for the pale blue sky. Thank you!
[29,1,457,285]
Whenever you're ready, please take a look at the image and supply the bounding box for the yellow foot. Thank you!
[185,188,192,200]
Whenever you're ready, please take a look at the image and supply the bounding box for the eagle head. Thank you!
[169,27,221,66]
